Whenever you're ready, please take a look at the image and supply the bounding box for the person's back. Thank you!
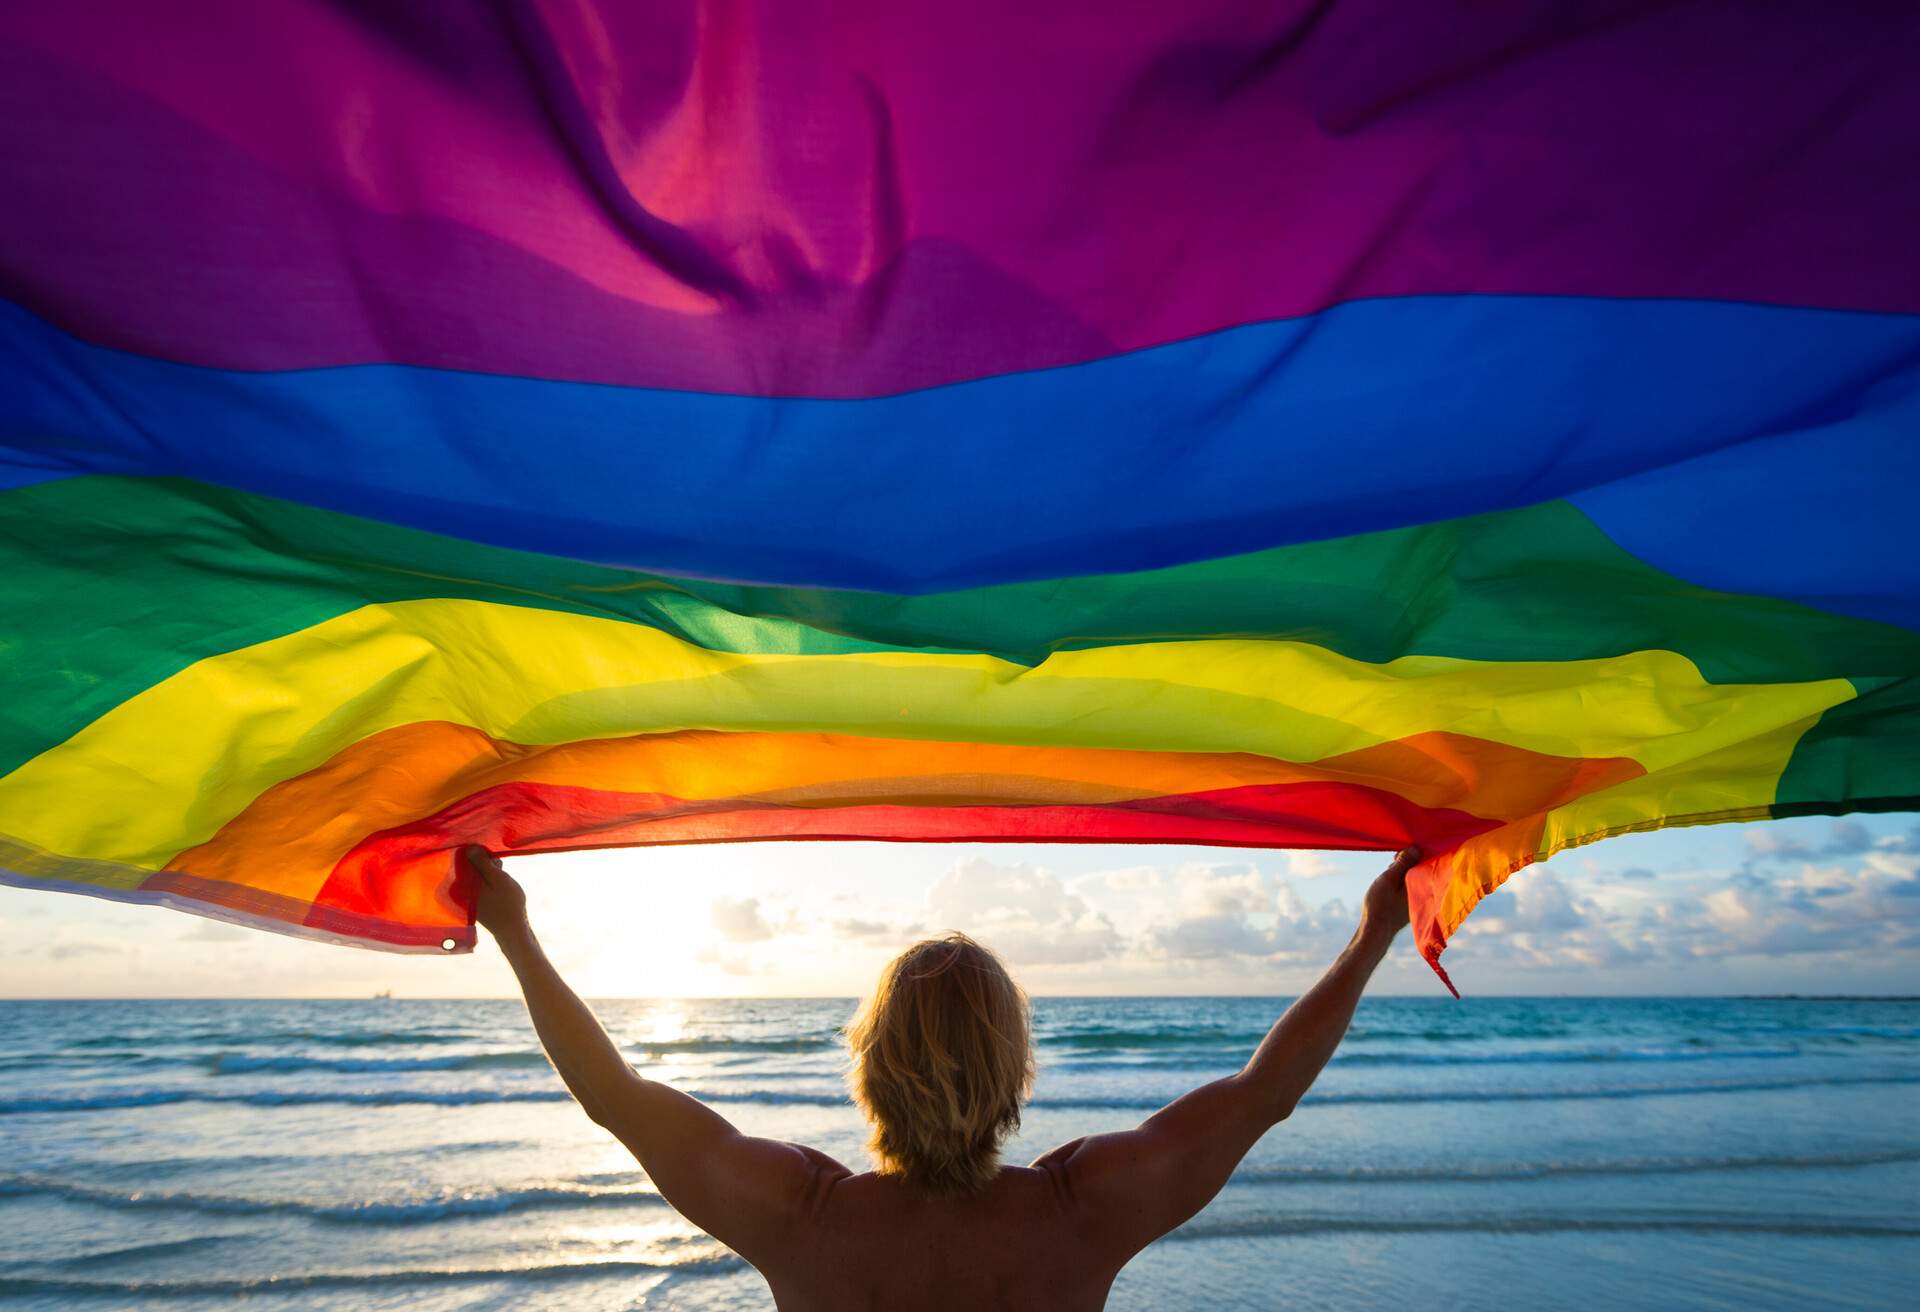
[771,1163,1114,1311]
[463,845,1418,1309]
[751,932,1123,1308]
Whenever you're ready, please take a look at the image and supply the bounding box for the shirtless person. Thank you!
[464,845,1419,1310]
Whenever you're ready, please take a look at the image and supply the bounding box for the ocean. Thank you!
[0,996,1915,1310]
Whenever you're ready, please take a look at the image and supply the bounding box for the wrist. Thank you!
[1354,912,1401,953]
[484,914,535,951]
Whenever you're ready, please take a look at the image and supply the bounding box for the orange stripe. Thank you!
[163,723,1641,899]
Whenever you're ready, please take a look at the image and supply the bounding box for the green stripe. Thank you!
[3,475,1917,782]
[1776,676,1920,811]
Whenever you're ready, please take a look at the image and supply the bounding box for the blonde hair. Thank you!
[845,933,1035,1196]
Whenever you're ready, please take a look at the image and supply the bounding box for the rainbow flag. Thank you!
[1,4,1915,989]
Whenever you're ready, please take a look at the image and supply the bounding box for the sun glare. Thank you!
[514,849,725,998]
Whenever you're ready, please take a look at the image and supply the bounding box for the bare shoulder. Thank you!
[1029,1129,1153,1201]
[1024,1076,1277,1256]
[1028,1136,1097,1201]
[635,1125,854,1266]
[746,1138,854,1223]
[788,1141,856,1187]
[1029,1136,1087,1172]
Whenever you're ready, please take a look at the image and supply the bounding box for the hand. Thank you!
[1360,847,1420,937]
[461,845,528,935]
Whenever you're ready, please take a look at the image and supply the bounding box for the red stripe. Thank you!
[137,867,475,951]
[310,779,1505,930]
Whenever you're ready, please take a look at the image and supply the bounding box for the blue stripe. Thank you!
[1572,388,1920,632]
[1,295,1916,598]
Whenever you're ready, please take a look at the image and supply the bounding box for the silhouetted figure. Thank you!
[466,844,1418,1310]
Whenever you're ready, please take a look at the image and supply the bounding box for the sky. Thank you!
[4,812,1919,1000]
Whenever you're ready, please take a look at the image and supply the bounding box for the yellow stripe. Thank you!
[0,598,1853,869]
[1429,709,1836,944]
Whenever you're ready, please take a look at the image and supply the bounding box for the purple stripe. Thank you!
[2,3,1916,396]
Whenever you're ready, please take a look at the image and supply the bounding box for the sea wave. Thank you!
[21,1025,1916,1074]
[7,1071,1916,1117]
[22,1037,843,1074]
[1233,1147,1920,1186]
[205,1050,548,1075]
[64,1144,529,1182]
[1034,1027,1266,1050]
[62,1029,489,1050]
[1302,1073,1920,1108]
[1035,1027,1920,1053]
[1169,1213,1920,1242]
[622,1036,842,1053]
[1037,1072,1920,1111]
[0,1086,852,1113]
[0,1255,743,1299]
[24,1235,238,1269]
[1026,1021,1799,1049]
[0,1174,664,1223]
[1046,1045,1809,1073]
[12,1148,1913,1229]
[1338,1045,1805,1066]
[51,1029,845,1054]
[0,1088,567,1113]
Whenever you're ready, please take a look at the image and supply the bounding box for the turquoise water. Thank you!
[1,996,1916,1309]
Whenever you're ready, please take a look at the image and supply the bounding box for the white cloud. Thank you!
[1689,857,1920,958]
[1268,884,1354,955]
[926,858,1121,966]
[831,917,922,941]
[45,939,114,961]
[1148,913,1274,959]
[1877,826,1920,854]
[710,896,774,943]
[10,820,1920,999]
[1865,851,1920,881]
[1172,863,1266,917]
[1744,819,1874,864]
[1083,865,1165,895]
[1144,866,1354,964]
[694,943,758,975]
[1450,849,1920,973]
[1286,851,1343,879]
[179,920,248,942]
[1453,870,1641,969]
[1476,870,1588,934]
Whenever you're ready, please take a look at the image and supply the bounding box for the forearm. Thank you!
[1239,914,1396,1120]
[1066,863,1412,1245]
[484,903,803,1246]
[492,919,637,1125]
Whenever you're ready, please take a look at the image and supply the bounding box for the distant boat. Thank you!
[371,989,393,1000]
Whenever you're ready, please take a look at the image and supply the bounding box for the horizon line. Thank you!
[4,992,1917,1003]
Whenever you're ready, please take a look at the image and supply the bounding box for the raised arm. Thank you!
[1042,850,1417,1257]
[464,848,838,1261]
